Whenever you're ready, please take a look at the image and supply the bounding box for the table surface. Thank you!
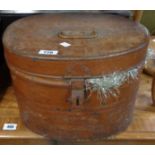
[0,73,155,144]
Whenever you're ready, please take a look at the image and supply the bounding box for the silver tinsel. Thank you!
[85,67,139,105]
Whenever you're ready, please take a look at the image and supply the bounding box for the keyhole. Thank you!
[76,97,80,106]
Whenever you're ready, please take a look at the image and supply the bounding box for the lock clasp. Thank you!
[69,79,87,106]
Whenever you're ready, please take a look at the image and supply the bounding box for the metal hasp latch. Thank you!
[69,79,87,107]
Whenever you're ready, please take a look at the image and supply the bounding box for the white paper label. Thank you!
[38,50,58,55]
[60,42,71,47]
[2,123,17,131]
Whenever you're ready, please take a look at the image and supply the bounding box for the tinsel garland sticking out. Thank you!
[85,67,139,105]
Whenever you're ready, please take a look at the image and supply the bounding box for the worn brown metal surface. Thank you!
[3,13,149,142]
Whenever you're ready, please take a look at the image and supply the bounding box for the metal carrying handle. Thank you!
[58,11,142,40]
[58,30,97,39]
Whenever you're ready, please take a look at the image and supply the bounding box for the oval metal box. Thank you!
[3,13,149,142]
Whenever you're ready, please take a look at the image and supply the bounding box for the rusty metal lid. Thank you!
[3,13,149,60]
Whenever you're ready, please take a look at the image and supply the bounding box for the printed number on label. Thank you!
[38,50,58,55]
[2,123,17,131]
